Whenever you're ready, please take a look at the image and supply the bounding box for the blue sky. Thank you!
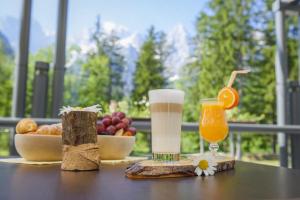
[1,0,206,37]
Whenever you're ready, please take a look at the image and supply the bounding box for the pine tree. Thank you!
[131,26,166,108]
[178,59,201,121]
[241,1,276,123]
[79,53,110,106]
[79,16,126,109]
[241,1,298,124]
[64,44,85,106]
[102,32,125,101]
[78,17,110,108]
[196,0,255,99]
[179,0,257,122]
[156,31,173,85]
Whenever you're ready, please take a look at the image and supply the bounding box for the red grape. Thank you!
[96,122,105,133]
[112,116,121,125]
[122,118,132,126]
[116,112,126,119]
[116,122,127,130]
[106,125,117,135]
[112,112,118,117]
[103,114,112,120]
[102,118,112,126]
[99,112,134,136]
[128,127,137,135]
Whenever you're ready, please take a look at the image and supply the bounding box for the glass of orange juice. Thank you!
[199,98,228,156]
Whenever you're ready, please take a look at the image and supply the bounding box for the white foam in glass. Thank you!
[148,89,185,104]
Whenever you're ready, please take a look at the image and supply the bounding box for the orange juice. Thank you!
[199,100,228,143]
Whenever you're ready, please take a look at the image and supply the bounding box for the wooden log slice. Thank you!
[61,111,100,171]
[62,111,97,146]
[125,157,235,179]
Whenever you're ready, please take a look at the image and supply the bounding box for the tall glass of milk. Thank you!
[149,89,185,161]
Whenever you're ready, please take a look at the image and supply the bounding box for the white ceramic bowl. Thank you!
[15,134,62,161]
[15,134,135,161]
[97,135,135,160]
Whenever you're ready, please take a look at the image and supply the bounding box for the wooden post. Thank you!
[61,111,100,171]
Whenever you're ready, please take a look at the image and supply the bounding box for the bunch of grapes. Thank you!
[97,112,137,136]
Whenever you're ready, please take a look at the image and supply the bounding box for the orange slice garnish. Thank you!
[217,87,239,109]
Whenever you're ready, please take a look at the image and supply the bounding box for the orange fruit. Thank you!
[231,88,239,107]
[217,87,239,109]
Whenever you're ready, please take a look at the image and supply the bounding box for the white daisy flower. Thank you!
[59,104,102,116]
[192,155,217,176]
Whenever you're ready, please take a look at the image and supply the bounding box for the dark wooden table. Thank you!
[0,161,300,200]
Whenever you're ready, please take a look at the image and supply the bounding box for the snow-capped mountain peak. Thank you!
[102,21,130,38]
[118,32,143,50]
[165,24,191,79]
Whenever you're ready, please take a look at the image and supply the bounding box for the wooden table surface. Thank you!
[0,161,300,200]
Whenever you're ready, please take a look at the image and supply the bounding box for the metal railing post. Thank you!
[32,62,49,118]
[274,1,289,167]
[9,128,17,156]
[289,82,300,169]
[147,131,152,154]
[230,132,235,157]
[236,133,242,160]
[200,136,204,154]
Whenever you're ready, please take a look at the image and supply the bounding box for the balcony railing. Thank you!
[1,117,300,167]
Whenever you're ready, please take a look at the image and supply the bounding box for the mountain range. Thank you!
[0,16,54,53]
[0,16,192,93]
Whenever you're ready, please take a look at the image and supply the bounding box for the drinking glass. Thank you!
[199,98,228,156]
[149,89,185,161]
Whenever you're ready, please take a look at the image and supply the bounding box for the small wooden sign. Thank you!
[125,157,235,179]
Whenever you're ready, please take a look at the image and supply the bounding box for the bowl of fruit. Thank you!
[97,112,136,160]
[14,118,63,161]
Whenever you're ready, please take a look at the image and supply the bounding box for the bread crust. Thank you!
[36,124,62,135]
[16,118,38,134]
[16,119,62,135]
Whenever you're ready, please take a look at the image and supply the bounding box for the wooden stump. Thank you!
[61,111,101,171]
[125,157,235,179]
[62,111,97,145]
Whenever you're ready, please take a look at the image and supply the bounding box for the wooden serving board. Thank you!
[125,156,235,179]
